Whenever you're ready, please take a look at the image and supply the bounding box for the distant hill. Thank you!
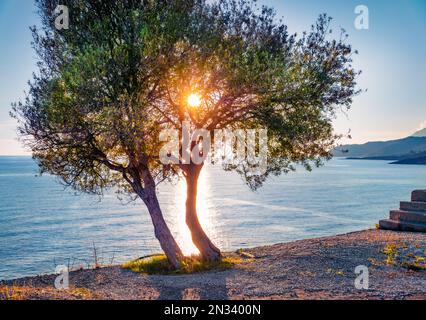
[412,128,426,137]
[333,136,426,158]
[390,151,426,165]
[333,127,426,164]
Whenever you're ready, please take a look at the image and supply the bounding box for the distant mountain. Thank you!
[412,128,426,137]
[333,136,426,158]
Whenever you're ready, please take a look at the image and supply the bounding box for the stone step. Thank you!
[411,190,426,202]
[400,201,426,212]
[379,219,426,232]
[390,209,426,224]
[379,219,400,231]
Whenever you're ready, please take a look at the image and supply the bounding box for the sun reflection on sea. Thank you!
[173,167,219,256]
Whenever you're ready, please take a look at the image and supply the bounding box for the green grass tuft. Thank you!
[381,242,426,271]
[122,255,175,274]
[383,243,398,265]
[122,254,242,275]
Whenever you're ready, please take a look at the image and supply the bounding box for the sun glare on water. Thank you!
[173,168,219,256]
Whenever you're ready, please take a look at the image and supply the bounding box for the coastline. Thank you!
[342,156,426,165]
[1,229,425,300]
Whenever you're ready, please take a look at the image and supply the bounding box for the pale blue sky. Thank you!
[0,0,425,155]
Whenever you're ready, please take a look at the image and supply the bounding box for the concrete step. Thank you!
[411,190,426,202]
[379,219,400,231]
[390,209,426,224]
[379,219,426,232]
[400,201,426,212]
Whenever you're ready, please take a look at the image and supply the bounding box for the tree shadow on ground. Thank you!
[151,272,229,300]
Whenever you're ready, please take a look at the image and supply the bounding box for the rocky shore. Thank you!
[1,229,425,300]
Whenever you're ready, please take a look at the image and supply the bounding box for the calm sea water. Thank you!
[1,156,425,280]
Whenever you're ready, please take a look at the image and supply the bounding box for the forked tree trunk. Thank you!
[184,164,221,261]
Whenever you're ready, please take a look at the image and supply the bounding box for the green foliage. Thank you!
[122,254,241,275]
[123,255,175,274]
[383,243,398,265]
[12,0,360,195]
[382,242,426,271]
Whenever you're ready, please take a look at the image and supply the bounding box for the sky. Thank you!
[0,0,425,155]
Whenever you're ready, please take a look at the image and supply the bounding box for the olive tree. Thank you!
[13,0,359,265]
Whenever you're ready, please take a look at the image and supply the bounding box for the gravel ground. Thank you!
[1,229,425,300]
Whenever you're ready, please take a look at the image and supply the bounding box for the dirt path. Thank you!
[1,229,425,300]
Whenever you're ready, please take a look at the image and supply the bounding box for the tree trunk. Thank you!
[185,164,221,261]
[142,186,184,269]
[134,169,183,269]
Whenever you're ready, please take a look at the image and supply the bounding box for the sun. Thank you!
[187,93,201,108]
